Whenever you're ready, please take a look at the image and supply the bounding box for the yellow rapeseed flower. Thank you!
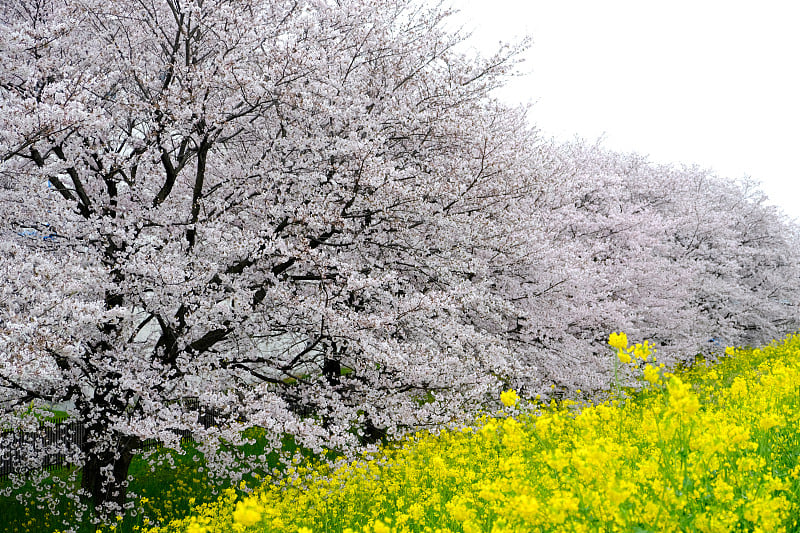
[608,331,628,350]
[758,413,782,431]
[232,499,262,527]
[666,376,700,417]
[633,341,654,361]
[186,521,207,533]
[372,519,391,533]
[643,364,660,384]
[140,334,800,533]
[500,389,519,407]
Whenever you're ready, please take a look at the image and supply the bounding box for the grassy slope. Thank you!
[3,335,800,532]
[150,335,800,533]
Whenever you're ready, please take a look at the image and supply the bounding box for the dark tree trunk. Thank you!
[80,444,135,519]
[78,389,138,521]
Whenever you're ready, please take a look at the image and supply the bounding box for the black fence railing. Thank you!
[0,417,83,478]
[1,403,220,479]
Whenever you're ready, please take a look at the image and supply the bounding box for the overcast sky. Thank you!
[443,0,800,221]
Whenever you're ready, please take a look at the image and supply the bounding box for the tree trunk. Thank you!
[80,444,134,520]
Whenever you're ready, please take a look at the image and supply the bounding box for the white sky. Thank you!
[443,0,800,221]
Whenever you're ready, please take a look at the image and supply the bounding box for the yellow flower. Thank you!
[713,478,734,503]
[500,389,519,407]
[608,331,628,350]
[463,521,482,533]
[408,502,424,521]
[186,521,207,533]
[642,501,660,522]
[617,350,632,364]
[372,520,391,533]
[232,499,262,527]
[446,498,474,522]
[643,364,660,384]
[632,341,654,361]
[129,335,800,533]
[547,449,570,472]
[548,490,580,524]
[667,376,700,416]
[725,346,735,356]
[758,413,782,431]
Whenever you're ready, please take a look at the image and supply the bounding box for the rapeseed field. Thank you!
[147,334,800,533]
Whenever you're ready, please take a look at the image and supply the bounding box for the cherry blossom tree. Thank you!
[0,0,534,520]
[3,0,800,526]
[494,141,706,393]
[663,171,800,348]
[502,139,800,394]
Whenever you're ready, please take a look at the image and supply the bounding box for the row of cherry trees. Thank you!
[1,0,798,525]
[502,140,800,395]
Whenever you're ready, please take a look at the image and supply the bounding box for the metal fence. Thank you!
[0,403,219,478]
[0,417,83,478]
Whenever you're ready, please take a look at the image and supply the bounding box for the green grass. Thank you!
[0,428,301,533]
